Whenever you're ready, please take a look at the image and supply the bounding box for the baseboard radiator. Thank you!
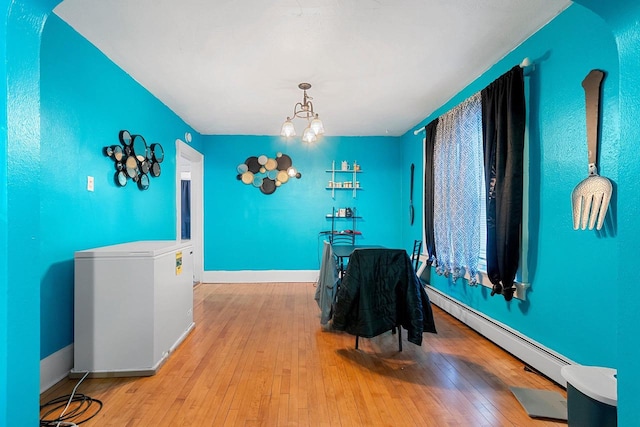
[425,285,573,387]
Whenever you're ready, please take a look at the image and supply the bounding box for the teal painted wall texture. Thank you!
[0,0,9,423]
[203,135,402,271]
[402,3,620,371]
[3,1,640,426]
[572,0,640,424]
[4,0,62,424]
[399,130,425,255]
[40,15,196,359]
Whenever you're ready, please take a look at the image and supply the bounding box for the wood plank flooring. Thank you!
[40,283,567,426]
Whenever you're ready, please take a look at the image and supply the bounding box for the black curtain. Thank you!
[481,66,526,301]
[423,118,438,264]
[181,179,191,240]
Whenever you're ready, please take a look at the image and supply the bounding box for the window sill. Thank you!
[416,254,529,301]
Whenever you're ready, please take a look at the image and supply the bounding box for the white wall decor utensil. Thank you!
[571,69,612,231]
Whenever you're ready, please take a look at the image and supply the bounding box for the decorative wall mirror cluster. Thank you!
[236,152,301,195]
[104,130,164,190]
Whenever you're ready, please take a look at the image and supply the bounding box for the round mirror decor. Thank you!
[150,161,162,177]
[119,130,132,146]
[105,130,164,190]
[151,143,164,163]
[137,173,150,190]
[132,134,148,162]
[126,166,138,179]
[237,152,301,195]
[125,155,137,170]
[115,171,128,187]
[140,160,150,174]
[113,145,124,162]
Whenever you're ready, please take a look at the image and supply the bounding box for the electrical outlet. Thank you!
[87,176,94,191]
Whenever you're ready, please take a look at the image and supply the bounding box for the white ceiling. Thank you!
[53,0,570,137]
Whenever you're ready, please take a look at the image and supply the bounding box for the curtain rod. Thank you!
[412,57,532,136]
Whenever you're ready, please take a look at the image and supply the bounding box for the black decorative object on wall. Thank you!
[104,130,164,190]
[236,152,301,195]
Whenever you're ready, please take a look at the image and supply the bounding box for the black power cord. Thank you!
[40,372,103,426]
[40,393,103,426]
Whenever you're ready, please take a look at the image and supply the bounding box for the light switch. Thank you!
[87,176,94,192]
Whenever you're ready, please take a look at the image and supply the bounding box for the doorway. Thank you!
[176,137,204,284]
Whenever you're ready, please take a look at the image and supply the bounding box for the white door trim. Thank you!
[176,138,204,284]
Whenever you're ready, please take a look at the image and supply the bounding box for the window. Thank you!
[429,92,484,284]
[422,123,528,287]
[422,66,527,301]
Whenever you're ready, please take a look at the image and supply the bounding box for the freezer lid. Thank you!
[75,240,193,258]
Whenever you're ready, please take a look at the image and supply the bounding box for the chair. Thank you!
[314,241,339,326]
[331,249,437,352]
[329,233,355,277]
[411,239,423,272]
[329,232,355,246]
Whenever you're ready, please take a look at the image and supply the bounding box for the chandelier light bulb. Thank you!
[302,126,317,143]
[310,114,325,135]
[280,118,296,137]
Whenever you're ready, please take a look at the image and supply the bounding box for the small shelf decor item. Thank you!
[326,160,362,198]
[236,152,301,195]
[104,130,164,190]
[325,207,362,243]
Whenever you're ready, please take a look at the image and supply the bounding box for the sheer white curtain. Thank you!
[432,92,484,284]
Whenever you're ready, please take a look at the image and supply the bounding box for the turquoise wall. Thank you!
[571,1,640,424]
[4,0,59,424]
[401,2,640,422]
[39,15,198,359]
[399,3,640,422]
[0,0,8,422]
[39,10,202,360]
[202,135,402,271]
[403,3,620,368]
[2,0,640,426]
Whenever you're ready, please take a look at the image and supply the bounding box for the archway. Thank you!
[568,2,640,425]
[3,0,61,424]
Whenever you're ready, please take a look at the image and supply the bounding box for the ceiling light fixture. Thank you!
[280,83,325,143]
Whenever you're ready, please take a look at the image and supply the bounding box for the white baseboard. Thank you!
[425,285,573,386]
[40,344,73,393]
[202,270,319,283]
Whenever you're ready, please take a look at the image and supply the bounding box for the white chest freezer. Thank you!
[72,240,195,377]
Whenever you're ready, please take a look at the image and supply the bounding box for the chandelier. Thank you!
[280,83,325,143]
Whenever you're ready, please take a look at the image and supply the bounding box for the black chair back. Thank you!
[411,239,422,271]
[330,233,355,246]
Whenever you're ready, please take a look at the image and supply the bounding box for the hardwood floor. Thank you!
[41,283,567,426]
